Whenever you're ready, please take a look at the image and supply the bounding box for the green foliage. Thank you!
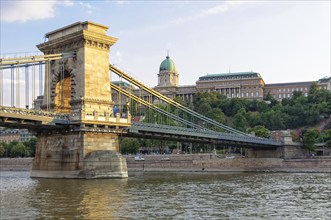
[261,109,287,130]
[10,142,30,158]
[323,129,331,142]
[233,108,248,132]
[120,138,141,154]
[246,111,262,127]
[3,141,15,157]
[209,108,227,124]
[23,137,37,157]
[192,84,331,132]
[302,129,320,153]
[0,137,36,158]
[248,125,270,138]
[322,129,331,148]
[0,143,5,157]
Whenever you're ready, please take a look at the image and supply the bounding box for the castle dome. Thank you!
[159,55,177,72]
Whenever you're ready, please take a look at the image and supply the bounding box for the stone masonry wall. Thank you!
[126,154,331,173]
[2,154,330,173]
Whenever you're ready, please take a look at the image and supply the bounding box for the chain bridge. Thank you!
[0,21,284,178]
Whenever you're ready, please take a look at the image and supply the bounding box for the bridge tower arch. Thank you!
[31,21,128,178]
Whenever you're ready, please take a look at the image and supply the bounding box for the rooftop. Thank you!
[198,72,261,81]
[265,81,314,87]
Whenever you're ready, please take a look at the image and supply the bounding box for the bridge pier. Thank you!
[31,130,128,178]
[29,21,130,178]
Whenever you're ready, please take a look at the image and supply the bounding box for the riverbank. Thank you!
[0,158,33,171]
[1,155,331,173]
[125,154,331,173]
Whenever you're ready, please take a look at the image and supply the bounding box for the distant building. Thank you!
[154,54,195,102]
[318,76,331,91]
[0,129,34,143]
[196,72,265,99]
[264,81,313,100]
[145,54,330,102]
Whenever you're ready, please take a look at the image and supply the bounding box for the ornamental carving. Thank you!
[83,38,111,51]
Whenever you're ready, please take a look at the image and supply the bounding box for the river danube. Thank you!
[0,171,330,219]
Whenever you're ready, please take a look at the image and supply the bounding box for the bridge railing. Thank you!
[0,52,76,69]
[129,123,282,146]
[0,106,70,120]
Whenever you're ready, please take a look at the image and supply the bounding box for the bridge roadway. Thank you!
[0,106,282,148]
[127,123,282,148]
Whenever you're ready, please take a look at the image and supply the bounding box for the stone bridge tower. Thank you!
[31,21,129,178]
[37,21,116,117]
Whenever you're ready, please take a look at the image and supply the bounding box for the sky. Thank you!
[1,0,330,88]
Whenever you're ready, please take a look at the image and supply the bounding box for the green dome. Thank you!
[159,55,177,72]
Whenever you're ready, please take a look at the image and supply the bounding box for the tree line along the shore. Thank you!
[122,82,331,154]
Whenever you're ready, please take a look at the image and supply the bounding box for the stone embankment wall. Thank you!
[1,154,331,173]
[0,158,33,171]
[125,154,331,173]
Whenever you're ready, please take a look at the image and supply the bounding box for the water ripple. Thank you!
[0,172,330,219]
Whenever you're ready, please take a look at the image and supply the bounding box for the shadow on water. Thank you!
[33,178,128,219]
[0,172,128,219]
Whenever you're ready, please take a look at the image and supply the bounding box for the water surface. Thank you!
[0,172,330,219]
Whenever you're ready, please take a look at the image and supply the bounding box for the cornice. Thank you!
[37,30,118,53]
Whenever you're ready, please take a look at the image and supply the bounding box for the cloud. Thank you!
[79,1,93,14]
[172,1,251,25]
[116,1,126,5]
[1,1,74,22]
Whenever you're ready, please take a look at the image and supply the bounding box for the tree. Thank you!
[3,141,18,157]
[302,129,320,154]
[261,109,287,130]
[233,108,248,132]
[227,98,247,116]
[120,138,141,154]
[210,108,227,124]
[246,111,262,127]
[24,137,37,157]
[0,143,5,157]
[322,129,331,148]
[10,142,30,158]
[248,125,270,138]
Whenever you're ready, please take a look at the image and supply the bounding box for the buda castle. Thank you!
[113,54,330,104]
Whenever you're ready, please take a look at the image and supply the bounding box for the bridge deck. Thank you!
[0,106,283,148]
[127,123,283,148]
